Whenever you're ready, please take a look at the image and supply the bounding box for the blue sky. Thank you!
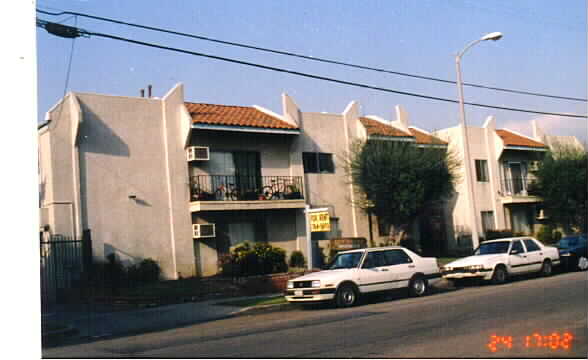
[36,0,587,142]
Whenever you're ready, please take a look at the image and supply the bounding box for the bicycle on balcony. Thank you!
[261,178,300,200]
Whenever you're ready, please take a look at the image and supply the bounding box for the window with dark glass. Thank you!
[511,240,524,254]
[302,152,335,174]
[475,159,489,182]
[384,249,413,265]
[523,239,540,252]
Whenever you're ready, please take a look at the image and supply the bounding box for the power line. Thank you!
[36,20,588,119]
[36,8,587,103]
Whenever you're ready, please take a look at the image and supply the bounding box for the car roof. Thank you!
[481,237,534,244]
[338,246,408,254]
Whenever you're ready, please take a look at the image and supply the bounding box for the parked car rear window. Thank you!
[474,241,510,255]
[362,251,387,268]
[523,239,540,252]
[384,250,413,265]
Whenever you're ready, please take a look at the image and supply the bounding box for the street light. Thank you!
[455,32,503,250]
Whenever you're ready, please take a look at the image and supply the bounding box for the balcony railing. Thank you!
[190,175,304,201]
[501,177,539,196]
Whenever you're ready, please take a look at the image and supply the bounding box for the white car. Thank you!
[441,237,560,285]
[284,246,441,307]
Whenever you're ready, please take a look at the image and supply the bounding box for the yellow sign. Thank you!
[310,211,331,232]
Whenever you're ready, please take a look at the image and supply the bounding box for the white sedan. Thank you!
[284,246,441,307]
[441,237,560,285]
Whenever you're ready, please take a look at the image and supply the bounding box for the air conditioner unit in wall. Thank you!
[187,146,210,161]
[193,224,216,238]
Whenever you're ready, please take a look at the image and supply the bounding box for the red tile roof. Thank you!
[185,102,298,130]
[359,117,412,138]
[408,127,447,145]
[496,129,546,148]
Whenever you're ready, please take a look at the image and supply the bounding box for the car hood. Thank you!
[290,269,353,282]
[446,254,506,268]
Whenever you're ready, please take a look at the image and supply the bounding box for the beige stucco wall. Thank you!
[295,110,370,241]
[39,88,199,279]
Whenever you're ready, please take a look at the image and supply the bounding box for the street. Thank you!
[44,271,587,358]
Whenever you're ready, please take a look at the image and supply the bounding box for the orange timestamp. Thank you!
[487,332,574,352]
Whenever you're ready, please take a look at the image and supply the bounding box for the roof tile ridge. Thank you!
[498,128,547,146]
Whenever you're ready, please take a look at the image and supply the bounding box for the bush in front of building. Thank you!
[127,258,161,284]
[288,250,306,268]
[221,242,288,276]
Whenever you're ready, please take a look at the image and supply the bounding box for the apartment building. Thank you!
[38,83,450,277]
[435,117,550,252]
[292,101,449,260]
[39,84,309,278]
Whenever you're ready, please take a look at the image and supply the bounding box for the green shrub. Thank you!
[127,258,161,284]
[536,224,554,244]
[227,242,288,276]
[289,251,306,268]
[553,230,562,243]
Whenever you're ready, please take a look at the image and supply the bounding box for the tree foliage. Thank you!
[532,144,587,233]
[346,140,460,244]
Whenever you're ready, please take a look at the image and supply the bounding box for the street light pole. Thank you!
[455,32,502,250]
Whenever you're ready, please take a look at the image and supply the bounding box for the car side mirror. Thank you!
[510,249,519,255]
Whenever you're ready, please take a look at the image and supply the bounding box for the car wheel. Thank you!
[540,259,552,277]
[335,283,358,308]
[491,265,508,285]
[577,256,588,271]
[408,275,428,297]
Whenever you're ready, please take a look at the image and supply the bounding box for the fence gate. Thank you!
[40,231,91,309]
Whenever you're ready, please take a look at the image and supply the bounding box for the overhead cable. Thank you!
[36,8,587,103]
[36,20,588,119]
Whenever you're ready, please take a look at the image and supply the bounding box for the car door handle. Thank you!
[539,252,543,255]
[380,268,389,272]
[408,265,415,268]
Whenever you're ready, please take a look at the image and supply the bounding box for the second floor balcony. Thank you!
[189,175,306,212]
[500,177,541,204]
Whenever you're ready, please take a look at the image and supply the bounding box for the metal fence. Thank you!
[40,231,92,309]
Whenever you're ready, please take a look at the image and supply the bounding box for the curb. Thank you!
[232,302,293,316]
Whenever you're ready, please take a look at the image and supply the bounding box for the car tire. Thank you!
[491,265,508,285]
[408,275,428,297]
[540,259,552,277]
[335,283,358,308]
[577,256,588,271]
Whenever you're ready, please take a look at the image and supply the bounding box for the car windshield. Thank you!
[473,241,511,255]
[557,235,587,248]
[328,252,364,270]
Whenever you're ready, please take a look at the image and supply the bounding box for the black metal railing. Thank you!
[501,177,538,196]
[190,175,304,201]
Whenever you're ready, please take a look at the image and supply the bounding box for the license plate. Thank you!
[294,290,303,296]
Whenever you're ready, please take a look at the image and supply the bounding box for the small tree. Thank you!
[532,144,587,233]
[345,140,459,246]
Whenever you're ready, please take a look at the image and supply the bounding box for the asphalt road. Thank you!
[45,271,587,358]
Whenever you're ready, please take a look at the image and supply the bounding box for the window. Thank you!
[481,211,495,234]
[384,250,413,265]
[362,251,387,268]
[475,159,489,182]
[523,239,540,252]
[303,152,335,173]
[511,240,524,254]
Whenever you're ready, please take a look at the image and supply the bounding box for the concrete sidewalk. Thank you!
[42,294,286,346]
